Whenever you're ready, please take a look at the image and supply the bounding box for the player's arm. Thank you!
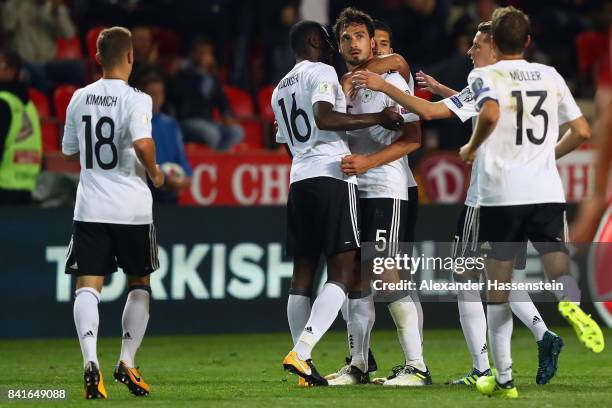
[313,101,402,131]
[61,92,81,161]
[129,93,164,187]
[415,70,458,98]
[341,53,410,94]
[555,116,591,159]
[133,139,164,188]
[571,99,612,242]
[460,99,499,164]
[341,122,421,175]
[351,70,454,120]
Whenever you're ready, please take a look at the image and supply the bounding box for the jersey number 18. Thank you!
[82,115,117,169]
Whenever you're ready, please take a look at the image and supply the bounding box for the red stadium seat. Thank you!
[53,85,78,123]
[257,85,275,122]
[223,85,255,119]
[237,119,264,150]
[86,26,106,61]
[56,36,83,60]
[29,88,60,152]
[414,87,433,101]
[576,31,607,77]
[152,27,181,56]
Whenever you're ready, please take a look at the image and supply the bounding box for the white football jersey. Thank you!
[468,59,582,206]
[272,60,356,185]
[347,72,420,200]
[62,78,154,224]
[441,86,480,207]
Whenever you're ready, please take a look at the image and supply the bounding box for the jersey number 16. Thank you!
[277,93,311,145]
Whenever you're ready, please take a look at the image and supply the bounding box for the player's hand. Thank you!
[273,120,279,134]
[378,107,404,130]
[459,143,477,164]
[341,154,373,176]
[416,70,441,94]
[352,70,386,92]
[151,165,165,188]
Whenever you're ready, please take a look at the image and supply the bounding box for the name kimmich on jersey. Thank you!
[347,71,420,201]
[272,60,356,185]
[468,60,582,206]
[62,78,154,224]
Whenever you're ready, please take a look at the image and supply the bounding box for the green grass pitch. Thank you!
[0,327,610,407]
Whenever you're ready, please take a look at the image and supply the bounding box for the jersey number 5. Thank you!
[82,115,118,169]
[511,90,548,145]
[277,93,311,145]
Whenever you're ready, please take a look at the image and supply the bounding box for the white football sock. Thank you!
[287,293,311,345]
[340,297,348,322]
[293,282,346,360]
[488,303,513,384]
[457,288,490,372]
[119,288,150,368]
[411,291,424,343]
[388,296,425,371]
[74,287,100,368]
[509,290,548,341]
[347,294,375,372]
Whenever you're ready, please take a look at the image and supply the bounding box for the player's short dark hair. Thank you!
[134,69,164,90]
[373,19,392,43]
[491,6,531,55]
[289,20,326,57]
[333,7,375,43]
[96,26,132,70]
[477,21,492,35]
[0,49,22,76]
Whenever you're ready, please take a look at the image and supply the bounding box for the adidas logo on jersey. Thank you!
[532,316,542,325]
[83,330,94,339]
[122,332,132,340]
[69,261,78,269]
[304,326,313,334]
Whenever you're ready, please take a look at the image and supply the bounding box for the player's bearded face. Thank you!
[340,23,373,65]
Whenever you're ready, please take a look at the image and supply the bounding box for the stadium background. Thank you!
[0,0,610,339]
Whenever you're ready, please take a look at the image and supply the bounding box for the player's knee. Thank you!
[127,275,150,288]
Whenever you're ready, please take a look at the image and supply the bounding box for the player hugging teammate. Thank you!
[275,5,606,397]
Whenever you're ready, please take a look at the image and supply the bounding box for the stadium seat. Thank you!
[29,88,60,152]
[237,119,264,150]
[56,36,83,60]
[86,26,106,61]
[257,85,275,122]
[223,85,255,119]
[53,85,78,123]
[415,87,433,101]
[152,27,181,56]
[576,31,607,77]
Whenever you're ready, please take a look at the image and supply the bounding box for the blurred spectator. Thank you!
[261,1,299,84]
[0,50,42,205]
[138,73,192,204]
[129,25,161,85]
[1,0,85,93]
[171,37,244,151]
